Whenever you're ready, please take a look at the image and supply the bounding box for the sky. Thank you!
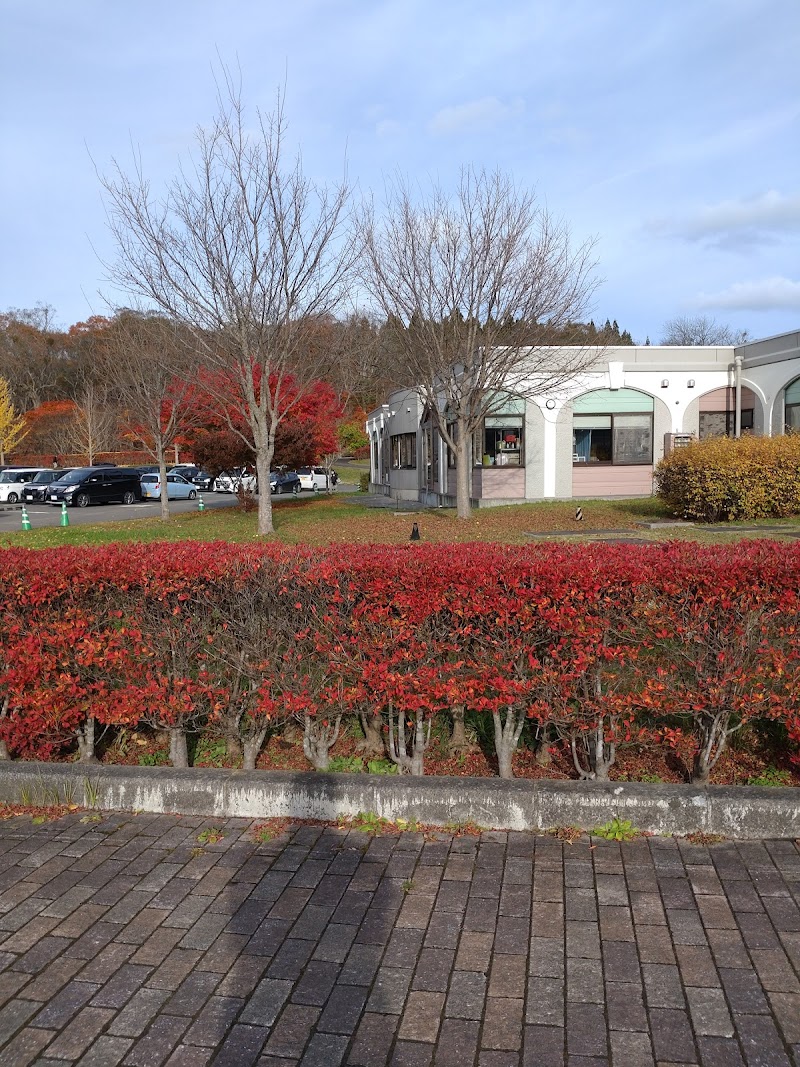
[1,0,798,345]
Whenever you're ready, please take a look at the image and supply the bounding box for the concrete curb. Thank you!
[0,762,797,838]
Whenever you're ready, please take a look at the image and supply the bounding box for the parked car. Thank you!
[0,468,49,503]
[296,466,331,491]
[22,469,74,502]
[140,473,198,500]
[269,470,301,495]
[214,469,257,493]
[135,465,161,476]
[168,465,215,491]
[47,468,143,507]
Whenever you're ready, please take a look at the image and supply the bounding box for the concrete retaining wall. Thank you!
[1,762,797,838]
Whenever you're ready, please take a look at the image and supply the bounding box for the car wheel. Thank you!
[75,493,90,508]
[7,492,18,504]
[188,490,197,500]
[122,491,136,505]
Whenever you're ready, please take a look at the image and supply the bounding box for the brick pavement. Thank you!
[0,812,797,1066]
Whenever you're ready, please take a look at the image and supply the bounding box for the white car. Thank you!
[214,469,257,493]
[296,466,330,491]
[0,468,49,503]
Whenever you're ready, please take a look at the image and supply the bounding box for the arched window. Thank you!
[573,389,654,465]
[698,388,755,438]
[785,378,800,432]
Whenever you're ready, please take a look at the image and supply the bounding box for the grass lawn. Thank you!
[3,492,800,549]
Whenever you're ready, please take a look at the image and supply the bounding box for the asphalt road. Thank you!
[0,483,359,535]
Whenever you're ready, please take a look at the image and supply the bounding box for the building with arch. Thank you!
[366,329,800,506]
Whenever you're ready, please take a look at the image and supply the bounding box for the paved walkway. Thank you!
[0,813,797,1067]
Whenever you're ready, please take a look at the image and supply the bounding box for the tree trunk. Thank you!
[356,711,385,758]
[254,445,275,537]
[0,696,10,760]
[448,706,475,756]
[226,735,243,764]
[76,716,98,762]
[455,416,472,520]
[242,730,268,771]
[157,444,171,522]
[492,707,524,779]
[169,727,189,768]
[534,724,552,766]
[303,713,341,771]
[387,706,428,775]
[691,716,727,784]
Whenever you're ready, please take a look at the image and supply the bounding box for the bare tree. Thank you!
[660,315,748,346]
[102,312,198,520]
[358,167,599,518]
[100,75,354,535]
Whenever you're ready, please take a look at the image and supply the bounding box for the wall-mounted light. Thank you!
[661,379,669,388]
[545,399,556,410]
[687,379,695,388]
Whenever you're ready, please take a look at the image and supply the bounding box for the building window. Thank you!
[699,410,754,438]
[573,413,653,464]
[785,378,800,433]
[475,416,524,466]
[391,433,417,469]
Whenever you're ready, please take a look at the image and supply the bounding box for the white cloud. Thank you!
[428,96,524,136]
[696,276,800,311]
[650,190,800,249]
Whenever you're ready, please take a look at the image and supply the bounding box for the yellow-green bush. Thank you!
[655,434,800,522]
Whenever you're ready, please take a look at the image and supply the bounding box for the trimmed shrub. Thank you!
[655,434,800,522]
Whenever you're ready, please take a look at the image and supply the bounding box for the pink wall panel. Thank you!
[572,464,654,496]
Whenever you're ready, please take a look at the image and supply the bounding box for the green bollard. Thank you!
[60,502,70,527]
[197,493,205,511]
[21,506,31,531]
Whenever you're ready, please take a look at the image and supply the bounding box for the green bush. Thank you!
[358,472,370,493]
[655,434,800,522]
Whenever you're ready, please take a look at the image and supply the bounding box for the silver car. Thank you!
[140,473,198,500]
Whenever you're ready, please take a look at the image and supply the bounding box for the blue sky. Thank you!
[2,0,798,344]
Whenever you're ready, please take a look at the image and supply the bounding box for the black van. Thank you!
[47,467,143,508]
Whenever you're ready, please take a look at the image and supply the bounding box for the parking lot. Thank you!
[0,494,237,534]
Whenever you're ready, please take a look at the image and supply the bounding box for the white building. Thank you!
[366,329,800,506]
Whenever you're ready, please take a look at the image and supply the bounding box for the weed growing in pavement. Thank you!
[593,817,640,841]
[402,879,414,894]
[196,827,225,845]
[683,831,727,845]
[83,777,102,809]
[546,825,583,844]
[442,820,485,837]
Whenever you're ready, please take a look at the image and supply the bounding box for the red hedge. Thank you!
[1,540,799,776]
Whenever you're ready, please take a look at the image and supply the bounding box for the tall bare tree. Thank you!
[660,315,748,346]
[100,76,354,535]
[358,167,599,518]
[102,312,198,521]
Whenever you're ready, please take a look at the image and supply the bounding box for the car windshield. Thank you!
[54,469,93,485]
[31,471,59,483]
[141,475,158,483]
[297,468,311,475]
